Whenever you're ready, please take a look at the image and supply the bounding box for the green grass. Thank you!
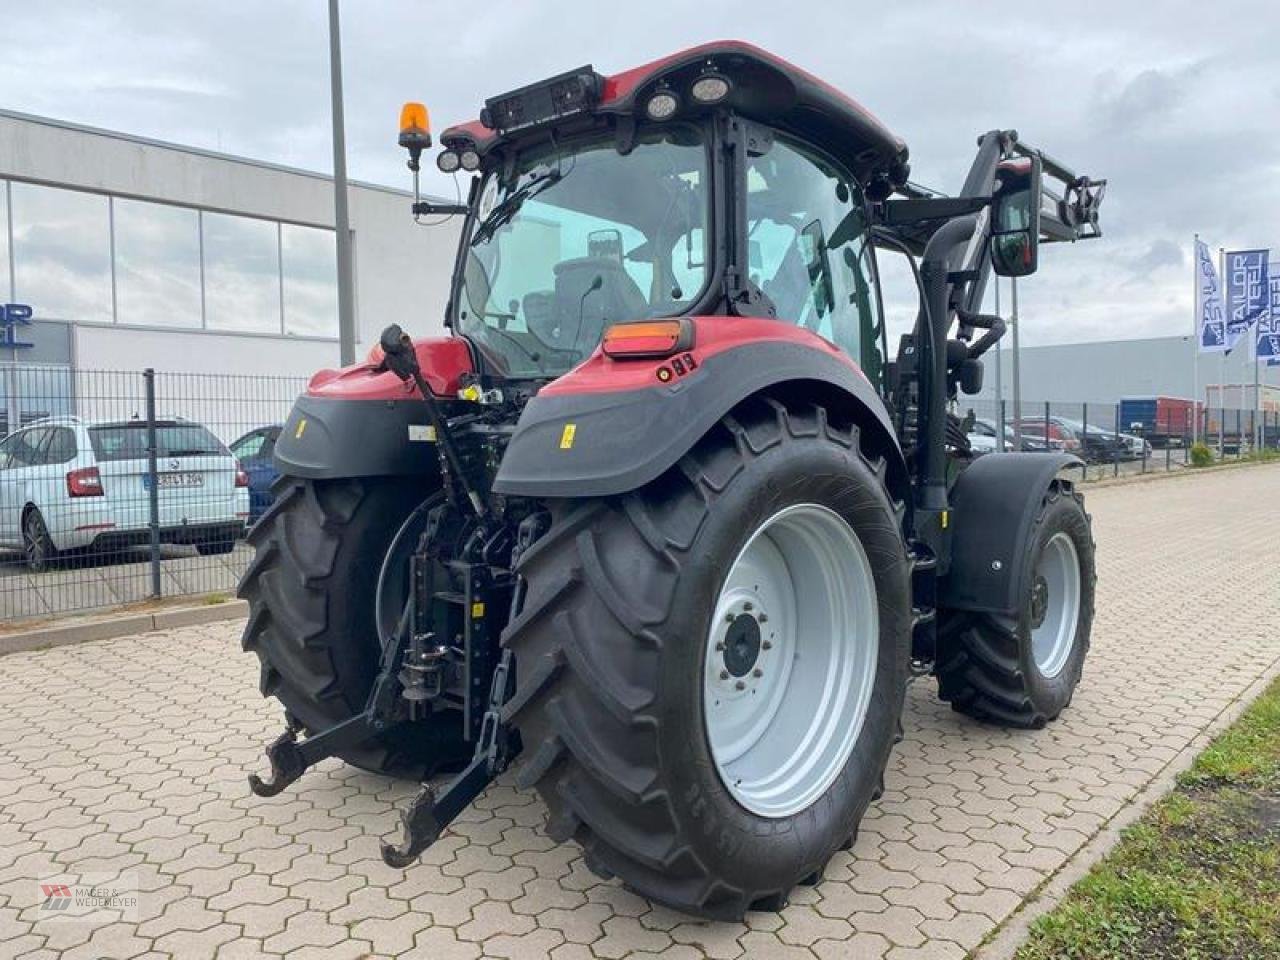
[1015,676,1280,960]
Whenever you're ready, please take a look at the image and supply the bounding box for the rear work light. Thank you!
[67,466,103,497]
[601,319,694,360]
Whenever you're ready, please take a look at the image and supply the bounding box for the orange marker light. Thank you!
[602,320,692,359]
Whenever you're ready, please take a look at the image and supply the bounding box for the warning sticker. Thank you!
[408,424,437,442]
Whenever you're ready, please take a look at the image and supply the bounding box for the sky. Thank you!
[3,0,1279,347]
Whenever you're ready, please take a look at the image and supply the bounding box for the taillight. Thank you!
[602,319,693,359]
[235,464,250,488]
[67,466,104,497]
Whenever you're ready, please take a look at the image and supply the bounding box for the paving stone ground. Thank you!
[2,464,1278,960]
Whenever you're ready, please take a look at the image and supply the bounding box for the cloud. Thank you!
[1,0,1278,347]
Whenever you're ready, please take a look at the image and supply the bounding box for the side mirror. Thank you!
[989,155,1042,277]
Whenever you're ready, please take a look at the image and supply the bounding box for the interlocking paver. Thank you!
[0,464,1277,958]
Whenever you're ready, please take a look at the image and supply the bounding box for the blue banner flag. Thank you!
[1224,248,1269,354]
[1258,264,1280,361]
[1196,239,1227,352]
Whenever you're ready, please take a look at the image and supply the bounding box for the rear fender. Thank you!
[492,318,906,500]
[940,452,1085,616]
[272,337,472,479]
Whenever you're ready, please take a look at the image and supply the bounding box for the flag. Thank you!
[1258,263,1280,361]
[1196,239,1227,352]
[1224,248,1269,354]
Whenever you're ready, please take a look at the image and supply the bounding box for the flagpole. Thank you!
[1193,234,1199,445]
[1219,246,1226,458]
[1255,310,1262,450]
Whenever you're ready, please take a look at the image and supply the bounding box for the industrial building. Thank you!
[0,109,459,431]
[978,333,1279,411]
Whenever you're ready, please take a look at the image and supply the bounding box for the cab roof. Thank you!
[441,41,908,183]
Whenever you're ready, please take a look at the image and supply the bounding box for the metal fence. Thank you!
[960,397,1280,481]
[1,364,1277,625]
[0,365,306,622]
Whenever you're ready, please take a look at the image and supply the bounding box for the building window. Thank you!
[202,211,281,333]
[281,223,339,338]
[0,181,10,302]
[112,197,202,328]
[10,182,112,323]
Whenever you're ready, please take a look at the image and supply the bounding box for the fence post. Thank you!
[1000,399,1007,452]
[1112,402,1119,477]
[1081,402,1089,480]
[1044,401,1051,460]
[144,369,163,599]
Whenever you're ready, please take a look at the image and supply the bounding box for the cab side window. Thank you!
[745,138,883,379]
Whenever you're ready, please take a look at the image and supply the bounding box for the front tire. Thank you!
[936,480,1095,727]
[502,398,912,918]
[239,476,471,778]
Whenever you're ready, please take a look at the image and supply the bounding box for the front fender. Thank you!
[940,452,1085,615]
[492,329,903,499]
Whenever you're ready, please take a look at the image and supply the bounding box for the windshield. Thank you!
[456,125,710,378]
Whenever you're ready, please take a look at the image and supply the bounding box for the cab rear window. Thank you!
[89,424,227,461]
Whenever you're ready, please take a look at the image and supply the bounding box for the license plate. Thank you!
[146,472,204,489]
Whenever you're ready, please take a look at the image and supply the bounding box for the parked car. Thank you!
[1014,416,1126,462]
[1116,430,1153,460]
[0,416,249,571]
[966,418,1051,454]
[229,425,282,523]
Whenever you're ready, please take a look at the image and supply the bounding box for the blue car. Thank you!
[229,425,282,524]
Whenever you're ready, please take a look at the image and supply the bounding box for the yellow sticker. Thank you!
[471,601,485,619]
[294,418,307,439]
[941,510,949,529]
[559,423,577,450]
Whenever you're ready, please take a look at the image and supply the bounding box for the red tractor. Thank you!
[241,41,1106,918]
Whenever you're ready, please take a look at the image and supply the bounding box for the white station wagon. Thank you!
[0,416,249,571]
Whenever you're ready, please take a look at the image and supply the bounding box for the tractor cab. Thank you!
[404,42,909,391]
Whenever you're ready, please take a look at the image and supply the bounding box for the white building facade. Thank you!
[0,110,459,433]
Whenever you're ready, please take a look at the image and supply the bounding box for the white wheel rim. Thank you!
[702,503,878,819]
[1030,531,1081,678]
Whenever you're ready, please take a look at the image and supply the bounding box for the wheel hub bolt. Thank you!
[719,669,729,680]
[752,668,763,678]
[735,680,746,690]
[762,640,772,650]
[724,612,735,623]
[758,612,768,623]
[715,641,725,651]
[743,601,754,611]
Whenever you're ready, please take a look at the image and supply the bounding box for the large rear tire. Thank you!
[239,476,470,778]
[936,480,1095,728]
[502,397,912,918]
